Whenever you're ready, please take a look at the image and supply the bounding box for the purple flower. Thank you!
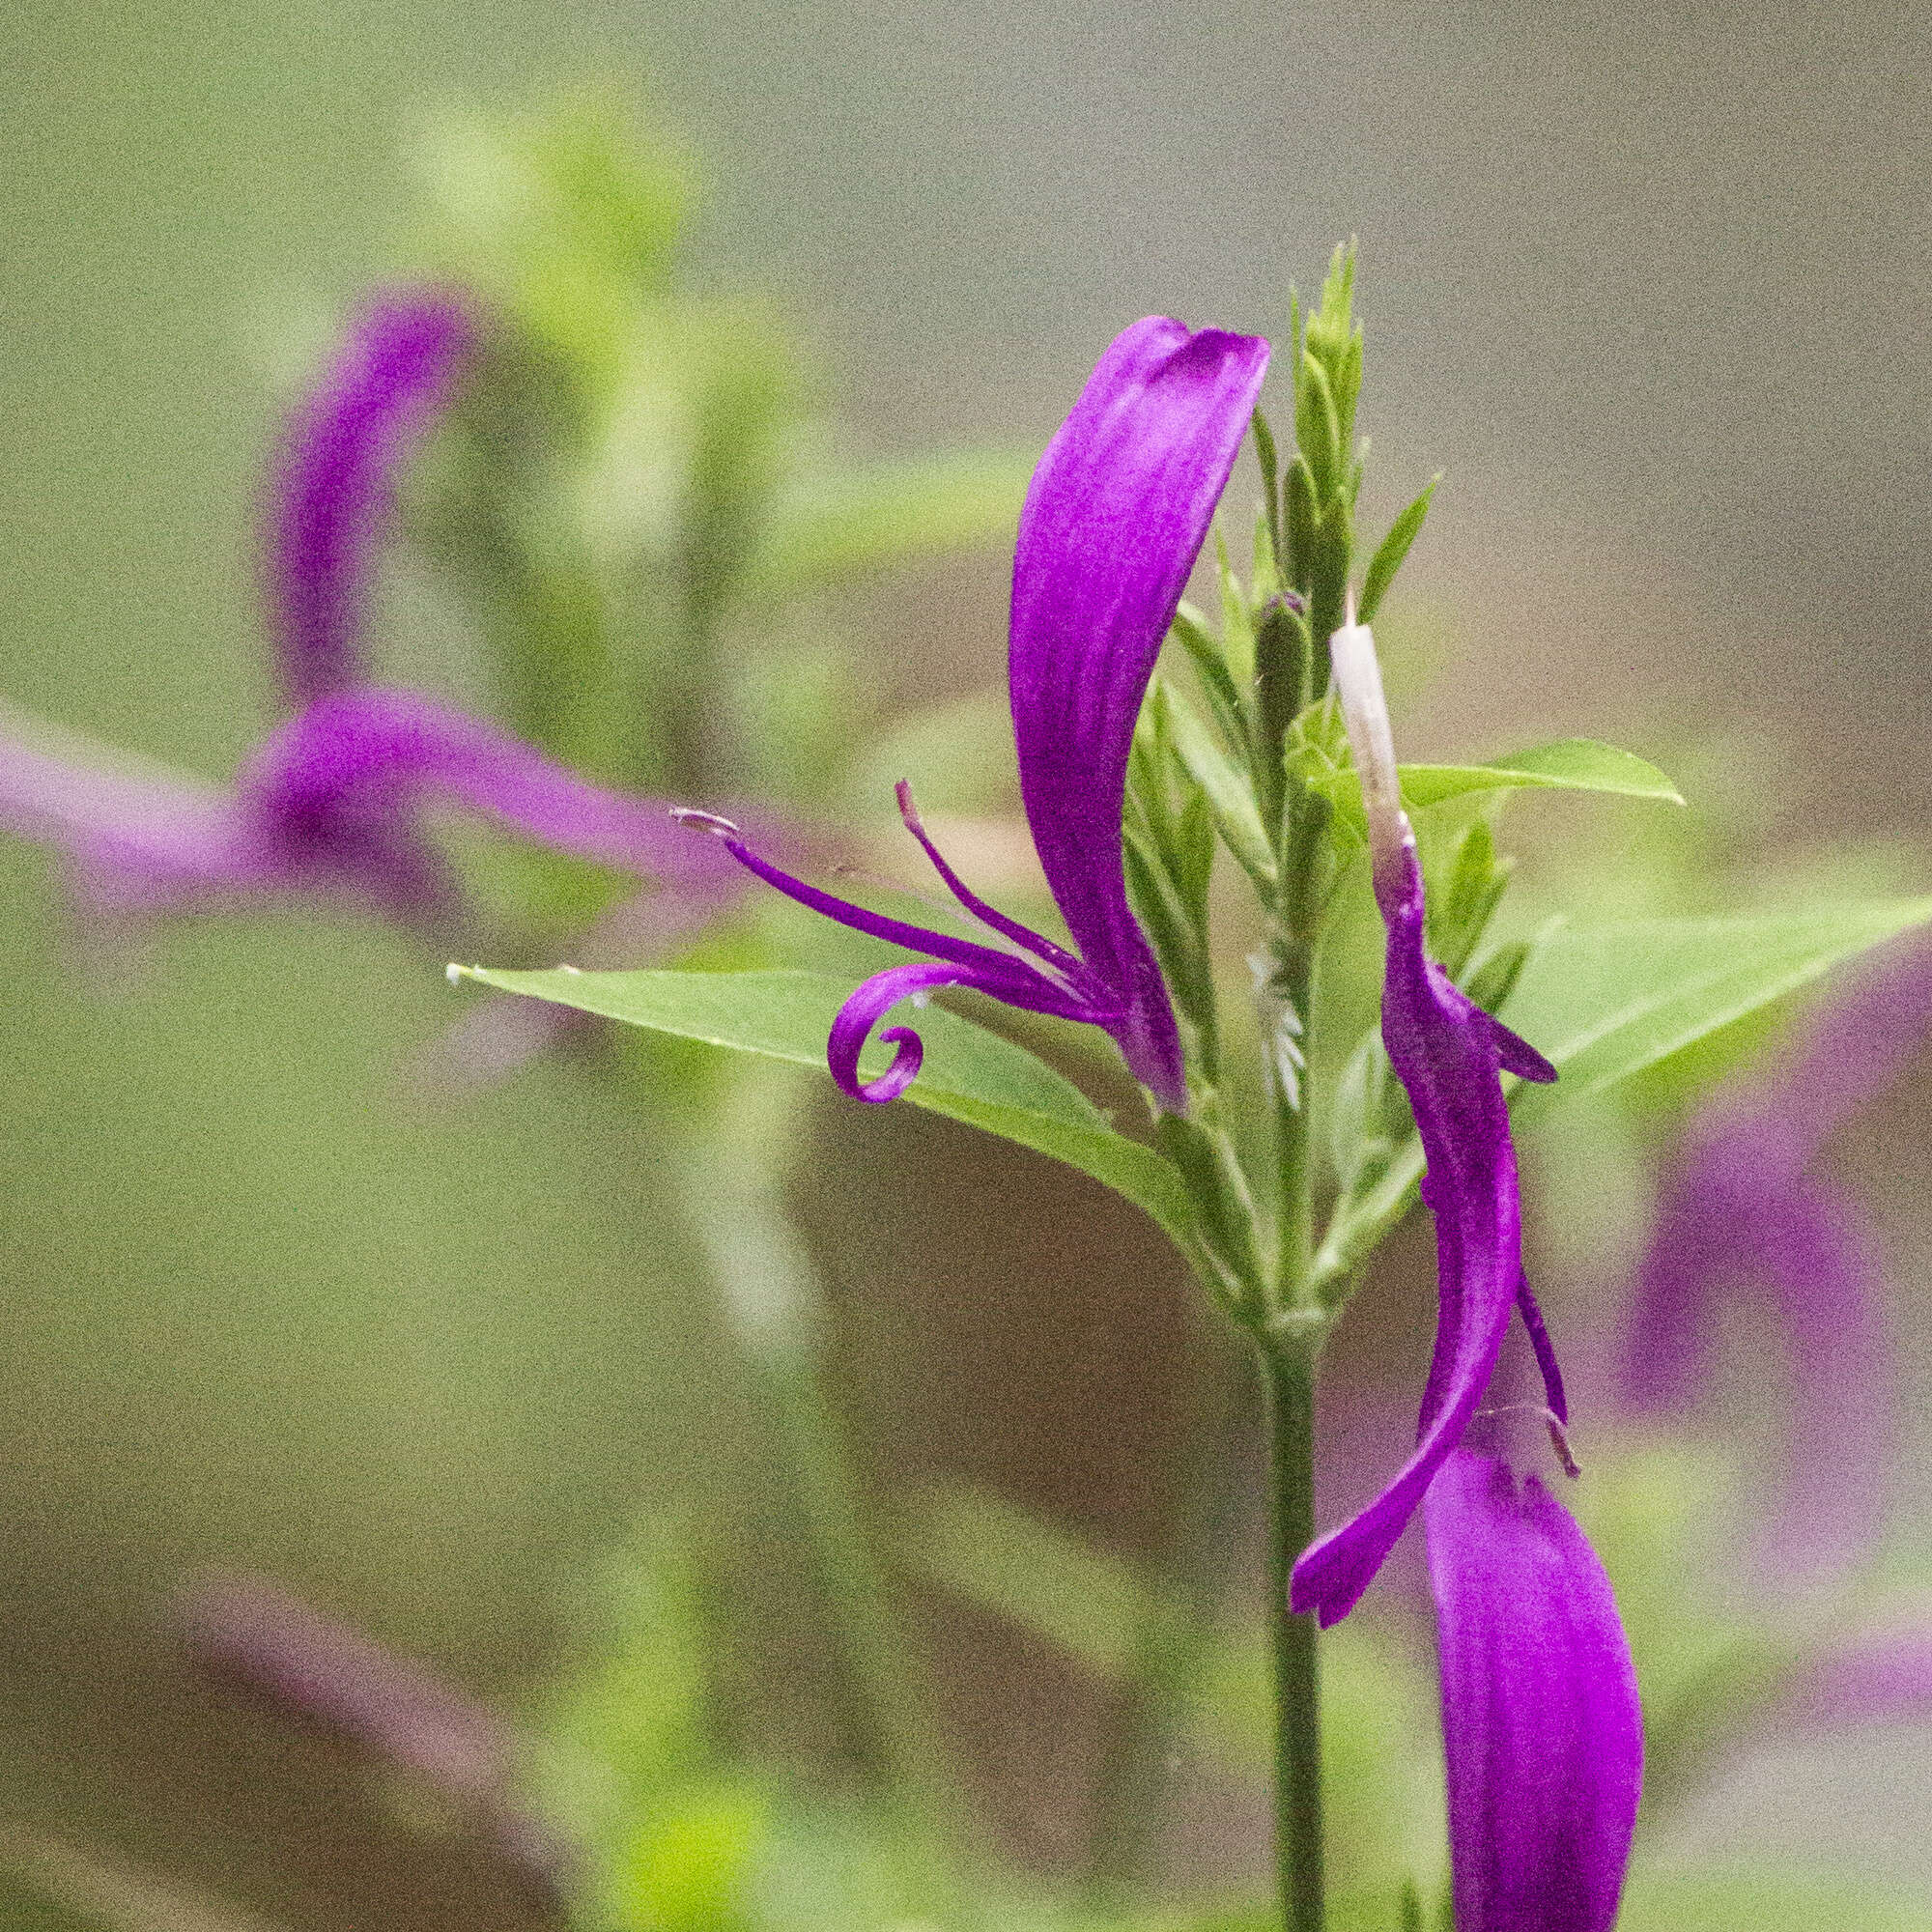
[1425,1450,1643,1932]
[1619,945,1932,1576]
[1291,615,1559,1628]
[270,293,475,704]
[183,1575,573,1890]
[0,290,746,954]
[683,317,1270,1110]
[0,691,742,933]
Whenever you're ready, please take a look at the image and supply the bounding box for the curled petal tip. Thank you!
[828,962,965,1102]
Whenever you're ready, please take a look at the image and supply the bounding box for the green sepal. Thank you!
[1155,1111,1266,1311]
[1252,503,1283,603]
[1284,453,1321,594]
[1174,788,1218,932]
[1168,602,1250,753]
[1357,473,1440,624]
[1122,819,1213,1055]
[1215,530,1257,688]
[1154,680,1278,895]
[1253,596,1311,806]
[1309,489,1354,677]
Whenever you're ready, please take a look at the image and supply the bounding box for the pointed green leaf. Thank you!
[1315,894,1932,1286]
[1310,737,1684,823]
[1214,530,1256,687]
[1169,601,1249,751]
[1251,405,1283,567]
[1356,473,1439,624]
[451,965,1198,1257]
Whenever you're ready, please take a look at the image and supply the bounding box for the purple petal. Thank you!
[243,689,738,885]
[690,814,1107,1033]
[1426,1451,1642,1932]
[1617,945,1931,1549]
[1777,943,1932,1155]
[269,293,474,705]
[1293,842,1551,1627]
[0,692,757,955]
[1009,317,1269,1109]
[0,710,299,912]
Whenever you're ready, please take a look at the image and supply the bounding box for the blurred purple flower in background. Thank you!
[184,1576,571,1892]
[1292,615,1560,1629]
[1619,944,1932,1575]
[270,294,475,705]
[684,315,1269,1108]
[1425,1451,1642,1932]
[0,291,746,954]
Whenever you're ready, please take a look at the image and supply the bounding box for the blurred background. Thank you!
[3,1,1931,1927]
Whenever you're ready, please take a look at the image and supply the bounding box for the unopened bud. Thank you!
[1327,596,1409,878]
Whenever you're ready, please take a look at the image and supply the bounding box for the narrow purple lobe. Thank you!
[1291,841,1557,1627]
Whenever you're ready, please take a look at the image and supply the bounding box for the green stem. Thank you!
[756,1323,965,1892]
[1257,1332,1323,1932]
[676,1065,964,1911]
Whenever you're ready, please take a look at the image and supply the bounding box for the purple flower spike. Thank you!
[1619,945,1932,1575]
[695,318,1269,1110]
[1622,1105,1893,1576]
[1426,1451,1642,1932]
[1291,616,1558,1628]
[270,293,474,705]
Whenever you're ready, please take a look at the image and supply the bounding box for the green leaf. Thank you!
[450,966,1198,1257]
[1310,737,1685,822]
[1251,405,1283,566]
[1503,895,1932,1104]
[744,447,1032,592]
[1356,473,1438,624]
[908,1481,1146,1677]
[1169,601,1250,751]
[1295,351,1344,502]
[1617,1868,1932,1932]
[1316,894,1932,1284]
